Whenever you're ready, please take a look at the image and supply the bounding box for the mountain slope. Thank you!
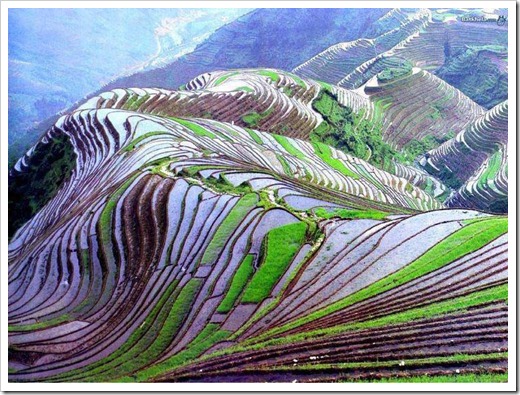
[8,81,507,382]
[293,8,508,108]
[360,67,484,149]
[99,8,390,95]
[420,100,508,212]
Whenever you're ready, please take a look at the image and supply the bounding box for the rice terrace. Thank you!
[4,3,514,388]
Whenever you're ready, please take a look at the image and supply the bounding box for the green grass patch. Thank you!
[217,255,255,313]
[241,222,307,303]
[377,61,412,83]
[310,89,401,171]
[257,70,280,83]
[124,94,150,111]
[478,150,503,188]
[276,154,292,175]
[99,174,140,250]
[191,173,252,195]
[8,314,73,332]
[200,193,259,266]
[241,107,274,128]
[318,81,333,92]
[171,118,216,139]
[312,141,359,179]
[401,131,455,164]
[245,128,263,144]
[314,207,388,220]
[236,86,254,93]
[288,73,307,89]
[213,71,239,86]
[122,131,166,152]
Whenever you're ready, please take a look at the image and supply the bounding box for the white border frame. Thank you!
[1,1,516,392]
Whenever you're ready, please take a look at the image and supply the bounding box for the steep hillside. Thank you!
[73,69,399,172]
[435,45,508,108]
[293,8,508,108]
[77,69,324,140]
[294,9,431,84]
[446,144,508,213]
[7,6,510,384]
[422,101,508,188]
[54,67,494,204]
[8,100,507,382]
[361,68,484,149]
[420,101,508,213]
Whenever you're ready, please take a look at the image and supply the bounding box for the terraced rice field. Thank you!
[8,88,507,382]
[361,68,484,149]
[78,69,328,141]
[423,101,508,182]
[293,8,507,91]
[7,6,510,385]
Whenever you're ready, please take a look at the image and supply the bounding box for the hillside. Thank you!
[7,6,510,385]
[8,79,507,382]
[421,101,508,212]
[293,8,508,108]
[360,67,483,149]
[7,8,252,166]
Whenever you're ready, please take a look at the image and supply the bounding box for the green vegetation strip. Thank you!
[49,279,181,381]
[203,283,506,358]
[99,174,140,250]
[314,207,388,220]
[257,70,280,83]
[217,255,255,313]
[272,134,307,161]
[122,131,166,152]
[171,118,216,139]
[479,150,503,188]
[257,217,507,339]
[258,352,507,372]
[312,142,359,179]
[126,324,231,382]
[8,315,73,332]
[242,107,273,128]
[276,154,292,175]
[213,71,239,86]
[95,279,201,382]
[123,94,150,111]
[200,193,259,266]
[245,128,263,144]
[342,372,508,383]
[243,284,507,351]
[288,73,306,89]
[241,222,307,303]
[236,86,254,93]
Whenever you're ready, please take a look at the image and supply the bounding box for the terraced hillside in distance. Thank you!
[293,8,507,108]
[421,101,508,212]
[7,6,510,386]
